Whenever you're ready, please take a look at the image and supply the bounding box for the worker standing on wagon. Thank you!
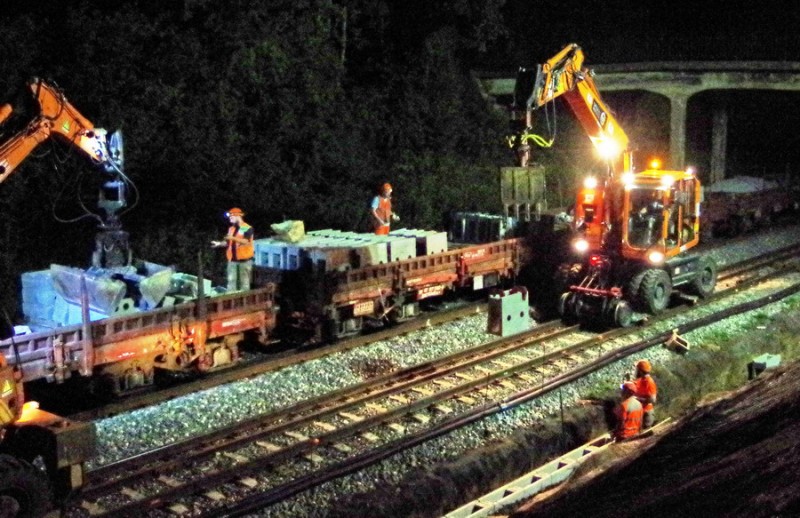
[370,182,399,235]
[613,382,643,441]
[211,207,254,292]
[633,359,658,429]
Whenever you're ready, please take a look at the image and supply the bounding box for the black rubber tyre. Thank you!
[688,256,717,298]
[637,269,672,314]
[0,454,53,518]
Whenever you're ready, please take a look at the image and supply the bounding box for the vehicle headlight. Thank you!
[648,250,665,264]
[573,238,590,253]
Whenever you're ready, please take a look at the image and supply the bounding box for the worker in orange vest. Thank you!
[613,381,643,441]
[211,207,255,292]
[633,359,658,429]
[370,182,399,235]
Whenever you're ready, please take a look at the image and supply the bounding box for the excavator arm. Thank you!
[0,77,130,268]
[513,44,631,171]
[0,77,118,183]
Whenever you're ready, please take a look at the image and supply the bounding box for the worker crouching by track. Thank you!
[613,382,643,441]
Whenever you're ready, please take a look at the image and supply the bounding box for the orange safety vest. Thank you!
[614,396,643,440]
[372,195,392,235]
[226,222,254,261]
[635,374,658,413]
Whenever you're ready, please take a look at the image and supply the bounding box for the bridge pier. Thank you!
[710,105,728,184]
[668,94,688,170]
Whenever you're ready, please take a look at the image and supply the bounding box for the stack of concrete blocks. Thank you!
[45,265,128,327]
[255,235,344,271]
[487,286,530,337]
[302,235,354,273]
[20,262,218,329]
[256,230,392,273]
[253,238,304,271]
[255,227,450,273]
[306,230,388,270]
[390,228,448,256]
[253,238,283,269]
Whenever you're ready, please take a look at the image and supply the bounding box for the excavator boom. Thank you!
[0,78,129,268]
[0,78,120,183]
[514,43,630,170]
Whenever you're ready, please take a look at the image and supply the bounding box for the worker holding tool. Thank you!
[613,381,643,441]
[211,207,254,292]
[370,182,399,235]
[633,359,658,429]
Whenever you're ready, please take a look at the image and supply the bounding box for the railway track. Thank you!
[64,300,489,421]
[66,241,800,423]
[65,245,800,517]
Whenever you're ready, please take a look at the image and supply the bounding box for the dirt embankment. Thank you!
[513,358,800,518]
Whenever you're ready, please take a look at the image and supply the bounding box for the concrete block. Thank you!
[391,229,448,255]
[304,246,354,272]
[170,273,213,298]
[55,294,109,326]
[373,235,416,262]
[353,240,388,266]
[487,286,530,337]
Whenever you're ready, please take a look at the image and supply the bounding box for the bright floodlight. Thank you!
[621,172,635,186]
[649,158,662,169]
[596,138,620,159]
[573,238,590,253]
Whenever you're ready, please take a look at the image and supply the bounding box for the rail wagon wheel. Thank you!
[605,298,633,328]
[625,269,648,311]
[688,256,717,298]
[637,269,672,314]
[557,292,578,324]
[197,352,214,372]
[0,454,53,518]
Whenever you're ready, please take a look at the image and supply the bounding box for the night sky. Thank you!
[490,0,799,66]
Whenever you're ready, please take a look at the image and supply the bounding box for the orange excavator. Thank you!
[511,44,717,327]
[1,342,95,516]
[0,77,123,515]
[0,77,129,268]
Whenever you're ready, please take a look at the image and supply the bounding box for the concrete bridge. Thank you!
[477,62,800,183]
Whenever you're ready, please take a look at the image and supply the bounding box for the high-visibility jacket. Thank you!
[371,195,392,235]
[635,374,658,413]
[614,396,643,440]
[226,222,254,261]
